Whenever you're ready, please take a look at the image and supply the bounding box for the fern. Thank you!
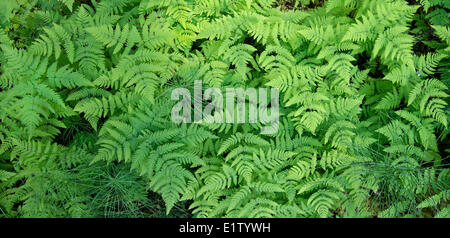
[0,0,448,219]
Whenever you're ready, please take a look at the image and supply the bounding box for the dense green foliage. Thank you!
[0,0,449,218]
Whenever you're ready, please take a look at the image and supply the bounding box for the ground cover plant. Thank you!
[0,0,449,218]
